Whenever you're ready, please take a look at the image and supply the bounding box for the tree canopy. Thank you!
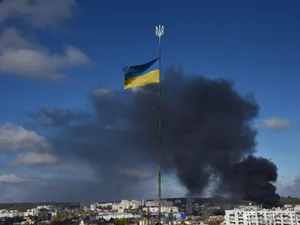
[114,218,127,225]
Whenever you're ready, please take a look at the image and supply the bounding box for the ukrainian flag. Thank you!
[123,58,160,90]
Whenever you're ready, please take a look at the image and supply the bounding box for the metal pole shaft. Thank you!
[147,207,150,225]
[158,36,162,225]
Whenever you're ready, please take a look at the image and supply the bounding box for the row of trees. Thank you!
[280,197,300,204]
[208,221,221,225]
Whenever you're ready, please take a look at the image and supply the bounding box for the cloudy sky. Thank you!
[0,0,300,203]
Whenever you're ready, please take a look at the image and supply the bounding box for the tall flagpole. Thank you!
[155,24,164,225]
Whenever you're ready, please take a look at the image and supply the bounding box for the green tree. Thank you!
[134,217,139,225]
[202,212,212,219]
[114,218,119,225]
[37,222,47,225]
[82,209,89,216]
[52,215,57,221]
[38,212,48,221]
[165,217,169,224]
[114,218,127,225]
[90,211,97,216]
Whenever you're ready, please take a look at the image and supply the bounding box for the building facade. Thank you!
[142,206,179,213]
[225,206,300,225]
[186,198,193,215]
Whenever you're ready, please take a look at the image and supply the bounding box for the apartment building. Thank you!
[225,206,300,225]
[142,206,179,213]
[186,198,193,215]
[0,208,38,218]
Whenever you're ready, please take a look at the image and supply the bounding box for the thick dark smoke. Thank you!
[230,156,280,208]
[34,67,280,207]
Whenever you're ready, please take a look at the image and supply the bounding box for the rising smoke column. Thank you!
[120,67,279,207]
[39,66,280,206]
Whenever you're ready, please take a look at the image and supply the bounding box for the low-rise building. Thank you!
[91,213,134,221]
[142,206,179,213]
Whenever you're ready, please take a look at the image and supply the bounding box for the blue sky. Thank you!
[0,0,299,202]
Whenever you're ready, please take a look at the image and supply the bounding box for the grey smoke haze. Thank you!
[27,107,90,126]
[33,67,279,207]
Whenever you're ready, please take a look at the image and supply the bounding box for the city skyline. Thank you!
[0,0,300,202]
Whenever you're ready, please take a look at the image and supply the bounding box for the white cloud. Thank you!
[130,87,144,93]
[0,123,50,151]
[37,112,55,125]
[0,123,62,167]
[0,173,184,202]
[0,28,90,80]
[277,175,300,197]
[121,170,154,180]
[56,165,75,173]
[0,28,32,49]
[0,174,26,183]
[262,117,291,129]
[12,152,60,166]
[0,0,90,80]
[92,88,114,97]
[0,0,76,28]
[0,46,90,80]
[55,163,91,174]
[130,87,156,95]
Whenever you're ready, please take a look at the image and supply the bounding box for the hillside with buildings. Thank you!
[0,197,299,225]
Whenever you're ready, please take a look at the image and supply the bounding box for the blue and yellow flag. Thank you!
[123,58,160,90]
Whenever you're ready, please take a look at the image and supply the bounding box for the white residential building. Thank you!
[112,200,143,212]
[0,208,38,218]
[225,206,300,225]
[120,200,142,209]
[0,210,19,218]
[90,204,96,211]
[37,205,51,211]
[98,203,113,208]
[96,213,134,220]
[146,201,158,207]
[26,208,38,216]
[142,206,179,213]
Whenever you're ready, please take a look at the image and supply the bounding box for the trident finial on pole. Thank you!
[155,25,164,44]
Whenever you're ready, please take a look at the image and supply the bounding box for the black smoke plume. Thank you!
[230,156,280,208]
[35,67,280,207]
